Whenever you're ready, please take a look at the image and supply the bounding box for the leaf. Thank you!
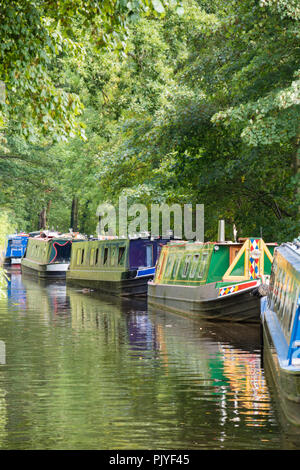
[151,0,165,14]
[176,6,184,16]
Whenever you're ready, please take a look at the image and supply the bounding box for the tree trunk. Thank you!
[70,196,79,232]
[38,208,47,230]
[38,199,52,230]
[81,199,90,235]
[46,199,52,226]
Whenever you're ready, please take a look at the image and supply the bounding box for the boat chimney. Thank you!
[218,220,225,242]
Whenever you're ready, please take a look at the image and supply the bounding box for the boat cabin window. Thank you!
[165,254,175,278]
[146,245,153,267]
[278,274,288,319]
[182,255,192,278]
[279,272,287,314]
[76,249,81,265]
[281,277,290,321]
[81,249,85,264]
[103,247,108,265]
[111,247,116,266]
[273,267,282,308]
[197,251,209,279]
[189,254,200,278]
[275,269,284,309]
[95,248,99,265]
[171,255,182,278]
[287,286,300,336]
[90,248,95,265]
[118,246,125,265]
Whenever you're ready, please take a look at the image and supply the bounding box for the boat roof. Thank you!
[7,232,29,239]
[167,238,277,246]
[30,230,86,241]
[73,236,170,243]
[277,240,300,275]
[30,237,73,242]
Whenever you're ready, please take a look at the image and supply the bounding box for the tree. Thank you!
[1,0,298,242]
[0,0,183,145]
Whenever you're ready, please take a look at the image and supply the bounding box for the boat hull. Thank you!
[148,282,261,322]
[66,271,153,297]
[21,258,69,279]
[4,256,22,265]
[262,306,300,426]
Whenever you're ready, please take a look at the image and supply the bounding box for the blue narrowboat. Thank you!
[4,233,29,267]
[261,238,300,425]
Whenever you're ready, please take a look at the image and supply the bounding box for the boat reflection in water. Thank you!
[68,288,273,435]
[68,288,156,354]
[19,273,70,322]
[148,305,271,430]
[0,292,9,448]
[5,270,27,310]
[3,275,297,449]
[14,278,273,431]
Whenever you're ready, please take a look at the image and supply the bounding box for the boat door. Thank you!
[223,238,274,282]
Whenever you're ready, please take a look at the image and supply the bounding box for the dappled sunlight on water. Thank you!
[0,270,297,449]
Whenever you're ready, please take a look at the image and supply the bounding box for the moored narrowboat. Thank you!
[21,234,73,279]
[261,239,300,426]
[66,237,169,296]
[4,233,29,267]
[148,237,276,322]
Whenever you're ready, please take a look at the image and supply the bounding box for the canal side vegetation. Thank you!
[0,211,15,296]
[0,0,299,242]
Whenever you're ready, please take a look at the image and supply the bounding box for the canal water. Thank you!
[0,270,299,450]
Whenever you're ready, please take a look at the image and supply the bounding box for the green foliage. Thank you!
[0,0,299,242]
[0,209,15,297]
[0,209,16,256]
[0,0,183,144]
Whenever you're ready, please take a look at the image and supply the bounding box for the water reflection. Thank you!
[0,293,9,447]
[263,359,300,449]
[0,276,290,449]
[147,308,272,439]
[0,382,7,448]
[6,271,26,310]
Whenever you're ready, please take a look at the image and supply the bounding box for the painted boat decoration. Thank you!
[4,233,29,267]
[261,238,300,426]
[66,237,169,296]
[21,234,73,278]
[148,237,276,322]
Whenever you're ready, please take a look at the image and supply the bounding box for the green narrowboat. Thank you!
[66,237,168,297]
[21,236,73,279]
[148,238,276,322]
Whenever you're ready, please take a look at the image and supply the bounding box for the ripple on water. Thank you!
[0,276,290,449]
